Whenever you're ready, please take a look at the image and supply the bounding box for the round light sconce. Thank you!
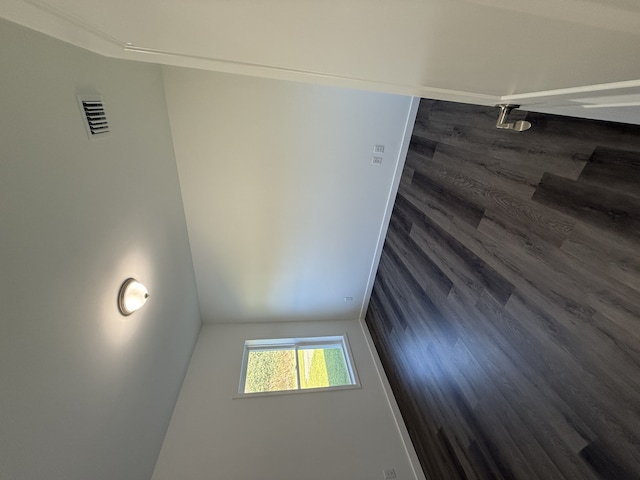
[118,278,149,316]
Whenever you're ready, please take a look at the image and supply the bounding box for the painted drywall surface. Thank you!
[152,320,415,480]
[1,0,640,103]
[525,103,640,126]
[163,67,413,324]
[0,19,201,480]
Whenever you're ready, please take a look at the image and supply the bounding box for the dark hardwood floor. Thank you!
[365,100,640,480]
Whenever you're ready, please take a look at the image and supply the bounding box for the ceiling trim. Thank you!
[8,0,639,111]
[124,44,500,104]
[5,0,500,104]
[21,0,122,47]
[501,79,640,122]
[502,79,640,102]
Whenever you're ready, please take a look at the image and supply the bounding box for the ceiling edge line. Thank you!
[126,44,500,102]
[22,0,124,48]
[15,0,501,102]
[502,79,640,102]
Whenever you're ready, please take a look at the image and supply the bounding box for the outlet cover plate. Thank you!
[384,468,397,479]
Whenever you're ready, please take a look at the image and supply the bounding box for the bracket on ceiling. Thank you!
[495,104,532,132]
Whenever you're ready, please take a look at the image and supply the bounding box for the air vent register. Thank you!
[77,95,109,138]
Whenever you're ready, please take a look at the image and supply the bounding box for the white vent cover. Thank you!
[77,95,110,138]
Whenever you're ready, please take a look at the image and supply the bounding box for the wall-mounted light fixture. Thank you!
[118,278,149,316]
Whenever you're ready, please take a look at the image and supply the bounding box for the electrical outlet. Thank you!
[374,144,385,154]
[344,296,353,302]
[383,468,397,479]
[372,156,383,165]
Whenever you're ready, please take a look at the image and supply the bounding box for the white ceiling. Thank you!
[3,0,640,103]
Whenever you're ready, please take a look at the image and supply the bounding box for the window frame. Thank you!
[236,334,360,398]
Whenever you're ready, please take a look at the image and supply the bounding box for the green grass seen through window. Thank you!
[245,346,352,393]
[244,349,297,393]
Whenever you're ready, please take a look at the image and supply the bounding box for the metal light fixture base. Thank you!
[496,104,532,132]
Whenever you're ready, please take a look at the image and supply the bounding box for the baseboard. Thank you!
[359,317,428,480]
[359,96,419,321]
[356,97,424,479]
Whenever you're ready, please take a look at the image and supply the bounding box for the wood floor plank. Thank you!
[472,297,598,470]
[504,294,640,470]
[476,215,640,404]
[446,287,599,480]
[400,166,414,188]
[408,135,437,160]
[483,211,640,362]
[443,287,563,480]
[405,150,577,246]
[525,113,640,153]
[430,143,539,198]
[532,172,640,244]
[409,169,486,229]
[579,148,640,199]
[405,183,637,402]
[561,222,640,294]
[413,117,589,181]
[365,99,640,480]
[408,217,515,306]
[385,225,453,299]
[580,441,640,480]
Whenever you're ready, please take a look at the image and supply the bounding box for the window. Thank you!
[239,335,359,395]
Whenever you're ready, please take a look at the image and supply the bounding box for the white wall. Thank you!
[0,19,201,480]
[162,67,414,324]
[152,320,417,480]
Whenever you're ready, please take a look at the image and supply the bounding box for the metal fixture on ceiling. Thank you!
[118,278,150,316]
[495,104,532,132]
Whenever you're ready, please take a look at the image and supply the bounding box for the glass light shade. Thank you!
[118,278,149,316]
